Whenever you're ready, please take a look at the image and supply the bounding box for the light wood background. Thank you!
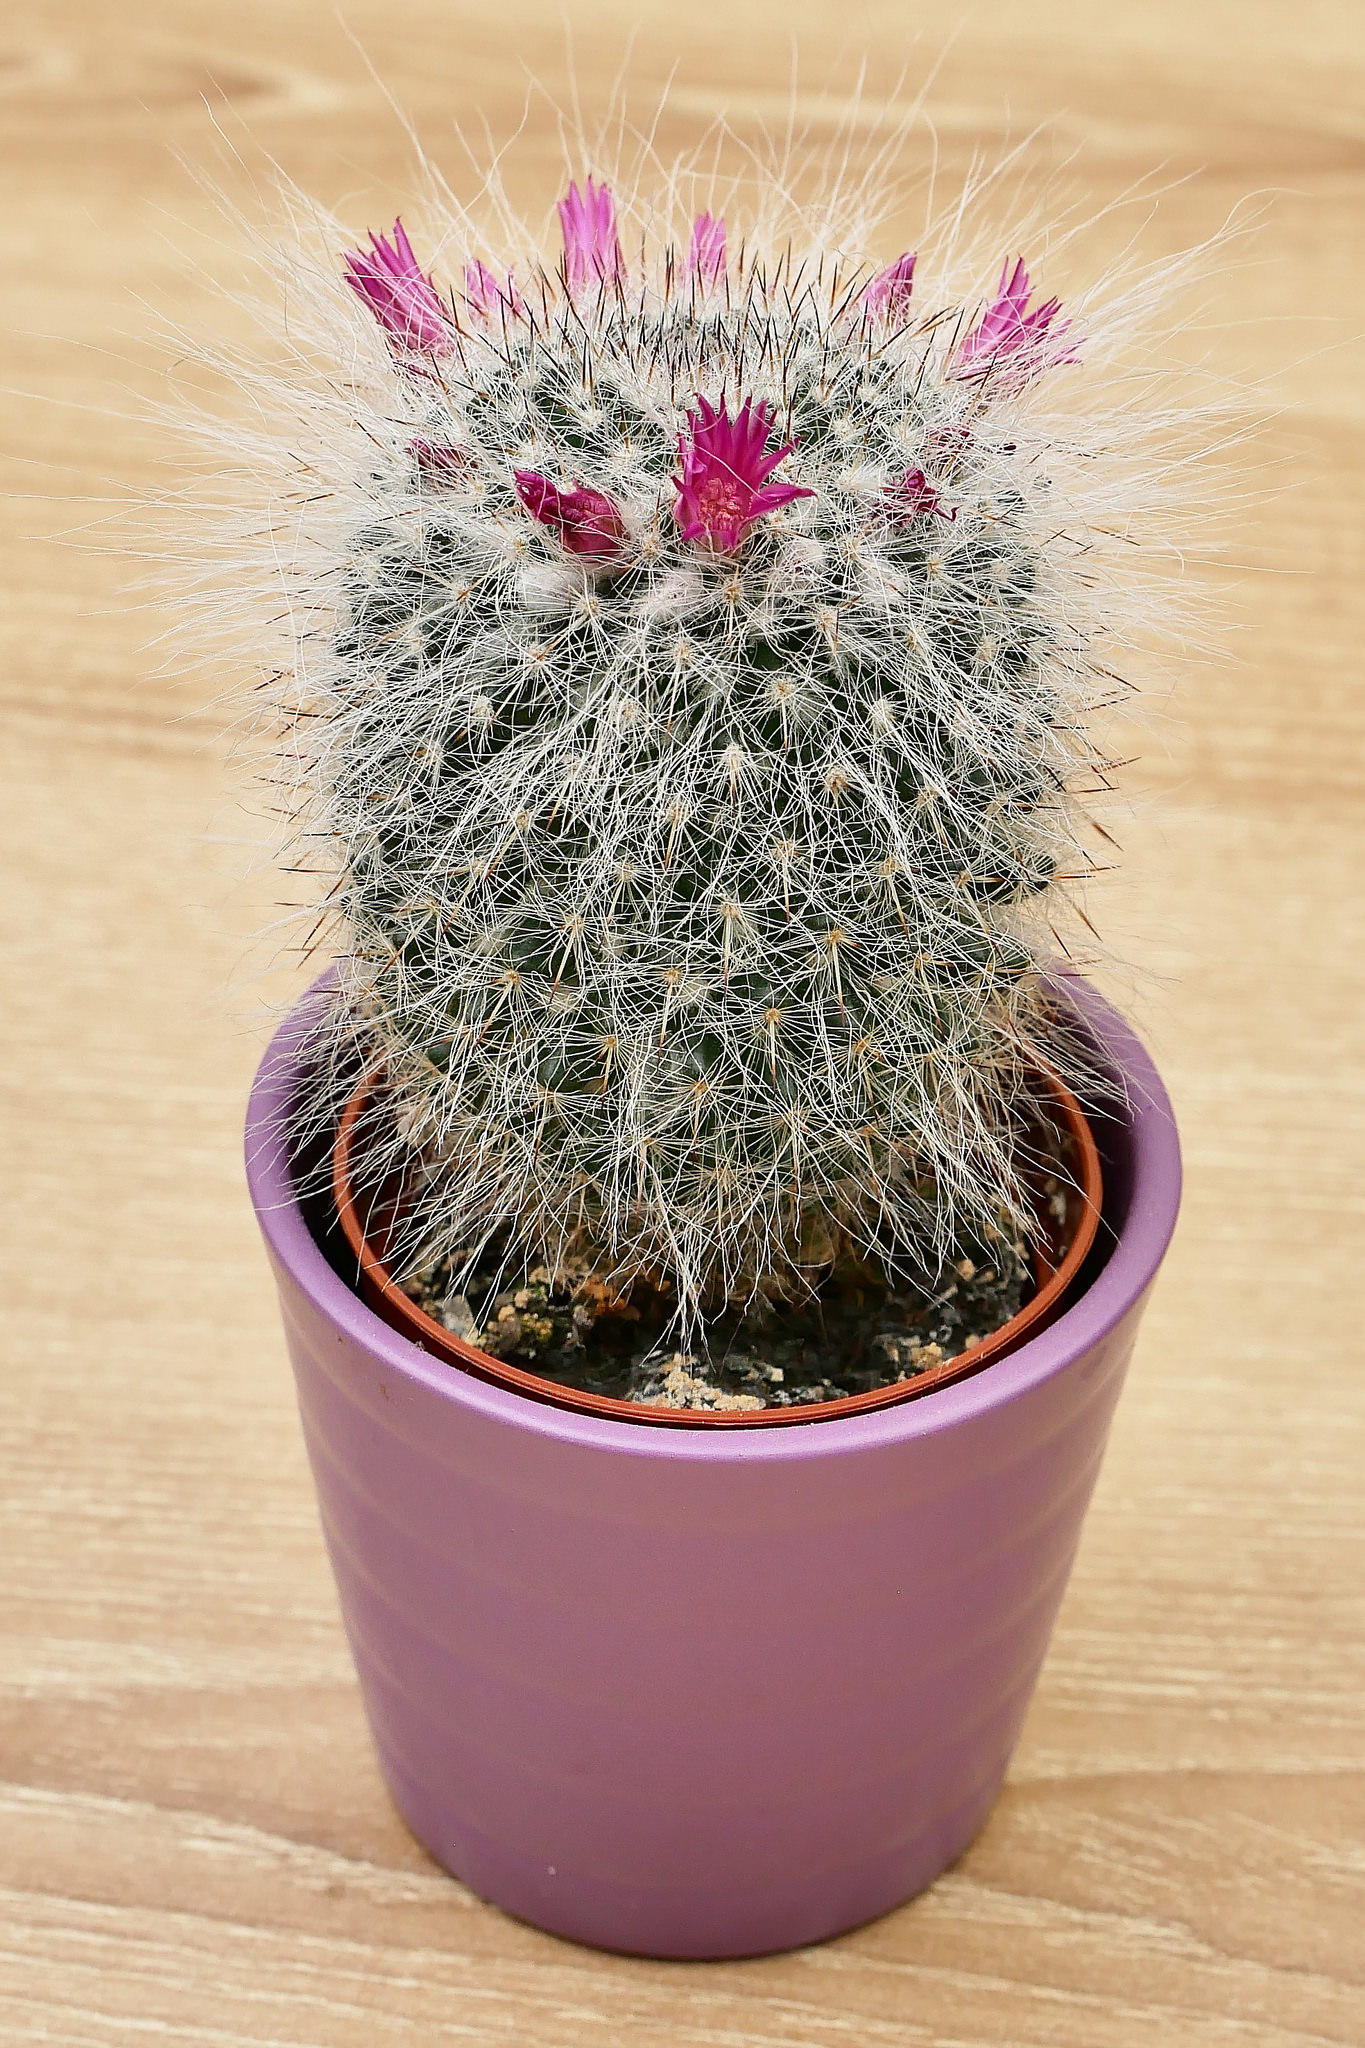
[3,1,1363,2040]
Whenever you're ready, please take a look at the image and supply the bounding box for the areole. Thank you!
[331,1060,1103,1428]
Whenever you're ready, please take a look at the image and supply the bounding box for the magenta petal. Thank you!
[749,481,817,519]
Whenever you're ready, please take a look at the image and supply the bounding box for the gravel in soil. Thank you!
[400,1236,1034,1411]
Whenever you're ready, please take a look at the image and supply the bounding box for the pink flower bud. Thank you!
[884,467,954,524]
[342,219,456,357]
[464,259,525,323]
[514,471,628,560]
[923,422,971,467]
[688,212,727,290]
[955,258,1079,384]
[411,438,470,481]
[863,251,916,316]
[557,178,624,295]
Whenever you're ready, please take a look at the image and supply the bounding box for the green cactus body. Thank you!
[320,249,1101,1332]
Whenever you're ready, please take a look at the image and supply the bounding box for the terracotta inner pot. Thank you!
[332,1068,1101,1429]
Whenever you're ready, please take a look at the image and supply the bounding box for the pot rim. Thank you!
[330,1062,1101,1428]
[244,971,1181,1463]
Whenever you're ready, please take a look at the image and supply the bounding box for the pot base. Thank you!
[378,1734,1009,1957]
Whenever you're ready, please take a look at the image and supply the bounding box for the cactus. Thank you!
[220,158,1215,1351]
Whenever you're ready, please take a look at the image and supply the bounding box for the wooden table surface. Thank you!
[3,2,1363,2040]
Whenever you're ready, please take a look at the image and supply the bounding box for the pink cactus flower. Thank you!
[955,257,1078,381]
[464,259,525,323]
[411,437,470,481]
[673,397,815,552]
[689,211,727,289]
[342,219,456,356]
[558,178,624,294]
[863,251,916,316]
[514,470,627,560]
[885,467,954,523]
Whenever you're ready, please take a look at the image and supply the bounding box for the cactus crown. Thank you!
[229,159,1200,1342]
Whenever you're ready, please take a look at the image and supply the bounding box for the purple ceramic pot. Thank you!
[246,975,1180,1959]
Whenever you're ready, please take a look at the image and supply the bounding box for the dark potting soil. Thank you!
[399,1233,1035,1413]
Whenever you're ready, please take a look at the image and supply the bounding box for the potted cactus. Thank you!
[237,165,1185,1956]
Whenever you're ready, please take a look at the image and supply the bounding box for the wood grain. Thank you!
[2,2,1362,2040]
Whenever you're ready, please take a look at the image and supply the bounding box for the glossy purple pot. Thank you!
[246,976,1180,1959]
